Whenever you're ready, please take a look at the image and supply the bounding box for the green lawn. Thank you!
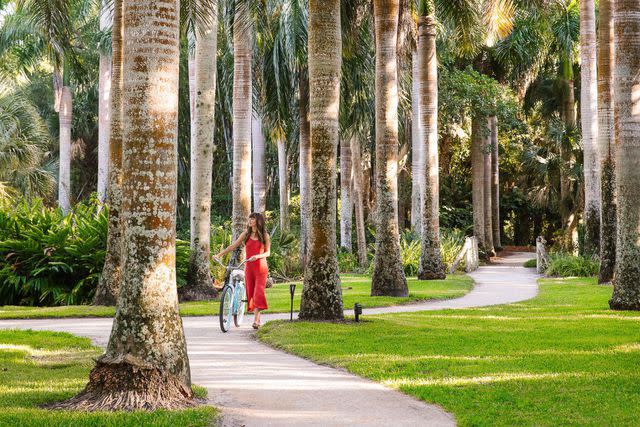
[0,329,216,426]
[258,278,640,426]
[0,274,473,319]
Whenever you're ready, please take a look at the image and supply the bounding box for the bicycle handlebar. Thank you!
[212,257,247,270]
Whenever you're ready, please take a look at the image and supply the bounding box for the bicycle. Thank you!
[214,257,248,333]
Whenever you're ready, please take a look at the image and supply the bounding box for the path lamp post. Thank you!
[289,283,296,321]
[354,303,362,322]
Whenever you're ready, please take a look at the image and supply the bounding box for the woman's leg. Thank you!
[254,308,261,325]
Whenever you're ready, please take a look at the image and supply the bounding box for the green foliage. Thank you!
[545,253,599,277]
[0,197,106,306]
[524,258,536,268]
[259,278,640,426]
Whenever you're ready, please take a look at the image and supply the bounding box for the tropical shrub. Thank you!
[545,253,599,277]
[524,258,537,268]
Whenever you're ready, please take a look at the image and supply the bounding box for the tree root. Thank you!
[45,360,198,411]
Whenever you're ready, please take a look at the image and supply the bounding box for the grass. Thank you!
[0,274,473,319]
[0,329,217,426]
[258,278,640,426]
[523,258,536,268]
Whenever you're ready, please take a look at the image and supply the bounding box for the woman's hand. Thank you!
[248,255,258,262]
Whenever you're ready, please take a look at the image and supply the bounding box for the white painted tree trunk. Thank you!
[483,121,495,257]
[277,137,289,232]
[188,29,196,132]
[580,0,601,256]
[371,0,407,297]
[58,86,72,214]
[97,0,112,203]
[417,15,445,279]
[411,51,422,235]
[252,112,267,213]
[340,137,353,252]
[186,3,218,300]
[490,116,501,250]
[610,0,640,310]
[298,0,344,320]
[471,116,485,252]
[350,136,367,267]
[232,8,252,241]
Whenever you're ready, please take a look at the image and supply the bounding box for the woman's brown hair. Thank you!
[245,212,267,244]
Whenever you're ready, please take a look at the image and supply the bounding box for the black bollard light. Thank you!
[354,303,362,322]
[289,283,296,321]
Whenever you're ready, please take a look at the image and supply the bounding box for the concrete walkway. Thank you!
[0,252,538,426]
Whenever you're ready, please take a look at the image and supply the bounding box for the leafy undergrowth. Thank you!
[258,278,640,426]
[0,274,473,319]
[0,329,216,426]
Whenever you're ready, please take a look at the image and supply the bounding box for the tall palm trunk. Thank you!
[371,0,407,296]
[188,29,196,129]
[340,137,353,252]
[298,0,344,320]
[411,51,422,235]
[97,0,111,203]
[598,0,616,283]
[60,0,193,410]
[94,0,124,306]
[609,0,640,310]
[471,116,486,253]
[277,137,289,232]
[184,4,218,301]
[252,113,267,213]
[417,15,445,279]
[58,86,72,214]
[490,116,501,250]
[299,68,311,269]
[560,69,577,251]
[351,136,367,267]
[580,0,600,256]
[232,6,252,243]
[483,119,495,257]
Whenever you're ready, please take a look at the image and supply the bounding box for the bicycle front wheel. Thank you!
[219,286,233,333]
[234,284,246,327]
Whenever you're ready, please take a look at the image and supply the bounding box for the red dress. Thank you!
[245,238,268,311]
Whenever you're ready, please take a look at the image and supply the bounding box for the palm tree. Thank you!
[350,135,368,267]
[298,0,344,320]
[597,0,615,283]
[483,118,495,256]
[416,9,445,279]
[94,0,123,306]
[299,67,311,267]
[609,0,640,310]
[579,0,600,256]
[58,0,194,410]
[471,116,486,251]
[252,112,267,213]
[232,1,253,243]
[97,0,111,203]
[490,115,501,249]
[185,0,218,301]
[276,131,290,232]
[411,52,422,235]
[370,0,407,297]
[340,137,353,252]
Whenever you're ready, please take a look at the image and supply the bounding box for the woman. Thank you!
[215,212,270,329]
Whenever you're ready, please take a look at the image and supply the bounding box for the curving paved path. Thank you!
[0,252,538,426]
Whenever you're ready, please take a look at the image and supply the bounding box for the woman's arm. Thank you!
[249,233,271,261]
[214,231,246,259]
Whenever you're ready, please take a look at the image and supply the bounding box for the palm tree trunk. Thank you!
[252,112,267,213]
[483,119,495,257]
[94,0,124,307]
[298,0,344,320]
[340,137,353,252]
[232,7,252,242]
[580,0,601,256]
[371,0,407,296]
[471,116,486,253]
[610,0,640,310]
[560,72,577,251]
[411,50,422,235]
[490,116,501,250]
[417,15,445,279]
[350,136,367,267]
[97,0,111,203]
[184,3,218,301]
[299,67,311,269]
[188,29,196,130]
[60,0,193,410]
[58,86,72,214]
[277,137,289,232]
[598,0,616,283]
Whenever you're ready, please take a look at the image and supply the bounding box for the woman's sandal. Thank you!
[252,322,260,330]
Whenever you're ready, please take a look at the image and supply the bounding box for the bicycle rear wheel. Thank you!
[233,284,246,327]
[219,286,233,332]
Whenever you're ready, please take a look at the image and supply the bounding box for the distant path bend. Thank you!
[0,251,538,426]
